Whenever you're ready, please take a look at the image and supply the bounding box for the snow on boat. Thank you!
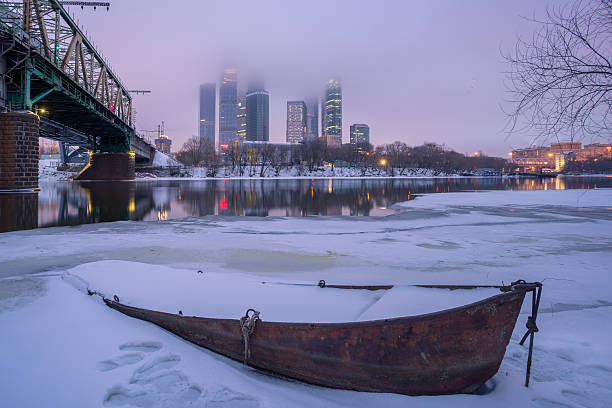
[101,280,541,396]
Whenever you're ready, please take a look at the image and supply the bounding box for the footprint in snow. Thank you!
[131,354,181,379]
[119,341,163,353]
[205,387,260,408]
[102,345,203,407]
[97,353,144,372]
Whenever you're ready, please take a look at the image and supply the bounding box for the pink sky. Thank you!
[71,0,565,157]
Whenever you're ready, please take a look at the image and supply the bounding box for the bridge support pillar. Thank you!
[75,152,135,181]
[0,112,40,191]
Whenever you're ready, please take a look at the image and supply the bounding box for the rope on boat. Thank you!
[518,281,542,387]
[239,308,261,365]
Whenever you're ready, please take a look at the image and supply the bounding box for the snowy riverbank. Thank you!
[1,189,611,407]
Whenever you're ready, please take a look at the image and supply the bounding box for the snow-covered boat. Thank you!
[103,280,542,396]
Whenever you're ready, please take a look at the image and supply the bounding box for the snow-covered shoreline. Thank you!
[1,189,611,407]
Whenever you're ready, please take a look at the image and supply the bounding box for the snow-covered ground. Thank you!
[1,189,611,407]
[152,151,182,168]
[141,165,463,180]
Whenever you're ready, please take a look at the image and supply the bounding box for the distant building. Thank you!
[550,142,582,154]
[305,98,319,140]
[219,68,238,150]
[323,78,342,148]
[349,124,369,145]
[154,134,172,154]
[511,141,612,172]
[246,79,269,142]
[39,137,59,154]
[286,101,307,143]
[237,95,247,141]
[199,83,216,149]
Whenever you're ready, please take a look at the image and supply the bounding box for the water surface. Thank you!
[1,176,611,232]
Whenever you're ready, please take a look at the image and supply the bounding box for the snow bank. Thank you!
[397,188,612,209]
[151,151,182,168]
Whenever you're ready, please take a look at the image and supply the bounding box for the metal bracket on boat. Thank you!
[517,281,542,387]
[318,280,326,288]
[239,308,261,365]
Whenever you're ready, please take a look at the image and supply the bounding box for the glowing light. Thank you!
[547,153,554,157]
[380,159,387,166]
[473,152,480,157]
[39,108,46,114]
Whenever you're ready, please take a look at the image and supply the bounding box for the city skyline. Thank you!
[73,0,560,156]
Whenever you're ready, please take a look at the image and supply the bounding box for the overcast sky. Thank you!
[71,0,555,156]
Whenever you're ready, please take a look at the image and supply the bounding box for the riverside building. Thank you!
[286,101,307,143]
[199,83,216,149]
[219,68,238,150]
[323,78,342,148]
[246,80,269,142]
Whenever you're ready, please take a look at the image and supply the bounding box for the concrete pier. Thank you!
[75,152,135,181]
[0,112,40,191]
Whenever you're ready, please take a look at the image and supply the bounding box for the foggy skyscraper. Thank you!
[323,78,342,147]
[305,98,318,140]
[219,68,238,149]
[237,95,247,141]
[199,83,216,148]
[286,101,307,143]
[246,79,269,142]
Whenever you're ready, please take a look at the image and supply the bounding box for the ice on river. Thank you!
[1,189,611,407]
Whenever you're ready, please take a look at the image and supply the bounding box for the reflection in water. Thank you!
[0,176,610,232]
[0,192,38,232]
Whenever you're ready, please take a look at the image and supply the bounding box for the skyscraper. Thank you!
[323,78,342,148]
[199,83,216,149]
[305,98,319,140]
[246,79,269,142]
[219,68,238,149]
[237,95,247,141]
[286,101,307,143]
[350,124,370,146]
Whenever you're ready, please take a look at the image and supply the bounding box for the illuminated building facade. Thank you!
[237,95,247,141]
[350,124,369,145]
[511,141,612,171]
[305,98,318,140]
[199,83,216,149]
[154,135,172,154]
[246,80,269,142]
[219,68,238,149]
[323,78,342,148]
[286,101,307,143]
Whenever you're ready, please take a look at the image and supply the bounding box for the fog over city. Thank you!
[70,0,557,156]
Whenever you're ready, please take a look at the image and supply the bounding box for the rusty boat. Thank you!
[103,280,542,396]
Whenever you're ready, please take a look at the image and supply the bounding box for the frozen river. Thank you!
[1,188,611,407]
[2,175,611,232]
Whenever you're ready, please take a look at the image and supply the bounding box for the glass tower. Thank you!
[199,83,216,149]
[286,101,307,143]
[237,95,247,141]
[323,78,342,148]
[219,68,238,149]
[305,98,318,141]
[350,124,370,145]
[246,80,269,142]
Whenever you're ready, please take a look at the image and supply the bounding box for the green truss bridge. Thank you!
[0,0,155,185]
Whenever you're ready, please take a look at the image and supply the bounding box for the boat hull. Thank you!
[104,286,530,395]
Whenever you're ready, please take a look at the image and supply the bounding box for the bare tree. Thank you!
[504,1,612,143]
[177,136,204,166]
